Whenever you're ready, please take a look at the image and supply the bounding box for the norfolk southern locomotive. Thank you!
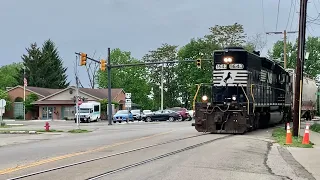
[193,47,292,134]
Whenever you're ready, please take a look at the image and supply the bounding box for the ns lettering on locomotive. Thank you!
[193,47,292,134]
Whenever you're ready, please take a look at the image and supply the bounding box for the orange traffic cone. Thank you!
[286,123,292,144]
[302,124,310,144]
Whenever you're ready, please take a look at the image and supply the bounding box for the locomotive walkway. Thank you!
[287,121,320,180]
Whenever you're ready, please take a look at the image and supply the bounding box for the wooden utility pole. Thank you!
[293,0,308,137]
[266,30,298,68]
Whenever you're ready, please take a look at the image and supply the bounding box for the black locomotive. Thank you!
[193,47,292,134]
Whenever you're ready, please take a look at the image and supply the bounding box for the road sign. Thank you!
[125,99,131,103]
[0,99,6,108]
[125,93,131,99]
[0,107,5,115]
[125,102,132,108]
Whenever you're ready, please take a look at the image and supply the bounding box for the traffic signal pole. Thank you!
[107,48,112,125]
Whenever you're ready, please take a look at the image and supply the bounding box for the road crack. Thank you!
[264,142,293,180]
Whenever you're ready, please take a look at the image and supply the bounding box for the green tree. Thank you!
[98,49,153,109]
[176,38,219,108]
[268,37,320,78]
[0,90,12,111]
[24,93,38,113]
[0,63,23,90]
[16,40,70,88]
[143,44,180,109]
[204,23,247,48]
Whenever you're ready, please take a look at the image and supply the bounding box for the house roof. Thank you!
[32,100,76,105]
[79,88,125,101]
[7,85,125,104]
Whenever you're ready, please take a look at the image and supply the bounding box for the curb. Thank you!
[0,130,38,134]
[6,124,24,126]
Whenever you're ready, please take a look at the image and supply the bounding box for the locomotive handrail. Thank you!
[250,84,256,113]
[240,85,250,114]
[193,84,201,112]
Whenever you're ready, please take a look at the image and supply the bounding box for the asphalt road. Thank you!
[0,121,316,180]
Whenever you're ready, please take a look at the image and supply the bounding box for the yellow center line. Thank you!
[0,130,174,175]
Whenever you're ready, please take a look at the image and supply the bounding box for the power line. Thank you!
[276,0,281,30]
[286,0,294,29]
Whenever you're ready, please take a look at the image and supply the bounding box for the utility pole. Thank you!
[160,64,164,110]
[293,0,308,137]
[107,48,112,125]
[75,55,80,129]
[266,30,298,68]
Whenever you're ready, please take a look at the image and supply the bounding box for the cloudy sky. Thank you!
[0,0,319,87]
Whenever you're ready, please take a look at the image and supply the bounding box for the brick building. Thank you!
[4,86,126,120]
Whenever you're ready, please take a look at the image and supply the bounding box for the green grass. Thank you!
[310,123,320,133]
[0,129,64,133]
[272,128,313,148]
[36,129,64,133]
[0,125,12,128]
[68,129,91,133]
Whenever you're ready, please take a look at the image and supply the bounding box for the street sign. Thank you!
[125,99,131,103]
[125,102,132,108]
[0,99,6,108]
[0,108,5,115]
[125,93,131,99]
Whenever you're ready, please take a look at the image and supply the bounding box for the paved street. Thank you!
[0,120,316,180]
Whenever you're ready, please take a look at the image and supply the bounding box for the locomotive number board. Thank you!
[215,63,244,70]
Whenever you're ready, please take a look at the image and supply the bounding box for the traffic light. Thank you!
[80,53,87,66]
[196,59,201,69]
[100,59,106,71]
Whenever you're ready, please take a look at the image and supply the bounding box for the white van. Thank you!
[74,101,101,123]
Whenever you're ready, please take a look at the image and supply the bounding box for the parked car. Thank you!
[131,109,142,121]
[141,110,153,120]
[144,110,181,122]
[113,110,134,123]
[168,107,192,121]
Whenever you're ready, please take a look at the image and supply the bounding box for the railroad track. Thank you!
[7,133,233,180]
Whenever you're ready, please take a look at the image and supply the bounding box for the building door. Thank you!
[42,106,53,120]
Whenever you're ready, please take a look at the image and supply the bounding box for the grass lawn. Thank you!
[68,129,91,133]
[36,129,64,133]
[272,127,313,148]
[310,123,320,133]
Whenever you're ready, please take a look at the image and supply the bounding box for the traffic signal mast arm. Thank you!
[75,52,211,68]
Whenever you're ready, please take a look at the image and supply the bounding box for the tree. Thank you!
[0,90,12,111]
[24,93,38,114]
[204,23,247,48]
[98,48,153,109]
[176,38,219,108]
[268,36,320,78]
[16,40,70,88]
[0,63,23,90]
[245,33,267,52]
[143,44,180,109]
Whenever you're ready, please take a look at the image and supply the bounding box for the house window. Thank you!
[63,106,75,119]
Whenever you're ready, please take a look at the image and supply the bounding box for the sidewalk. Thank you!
[287,121,320,180]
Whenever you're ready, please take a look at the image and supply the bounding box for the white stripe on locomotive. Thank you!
[213,70,248,87]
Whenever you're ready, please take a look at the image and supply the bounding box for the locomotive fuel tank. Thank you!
[286,68,317,119]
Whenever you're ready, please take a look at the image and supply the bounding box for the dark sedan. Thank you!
[144,110,181,122]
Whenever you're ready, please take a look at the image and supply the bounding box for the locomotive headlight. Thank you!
[202,95,208,102]
[223,57,233,63]
[232,95,237,101]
